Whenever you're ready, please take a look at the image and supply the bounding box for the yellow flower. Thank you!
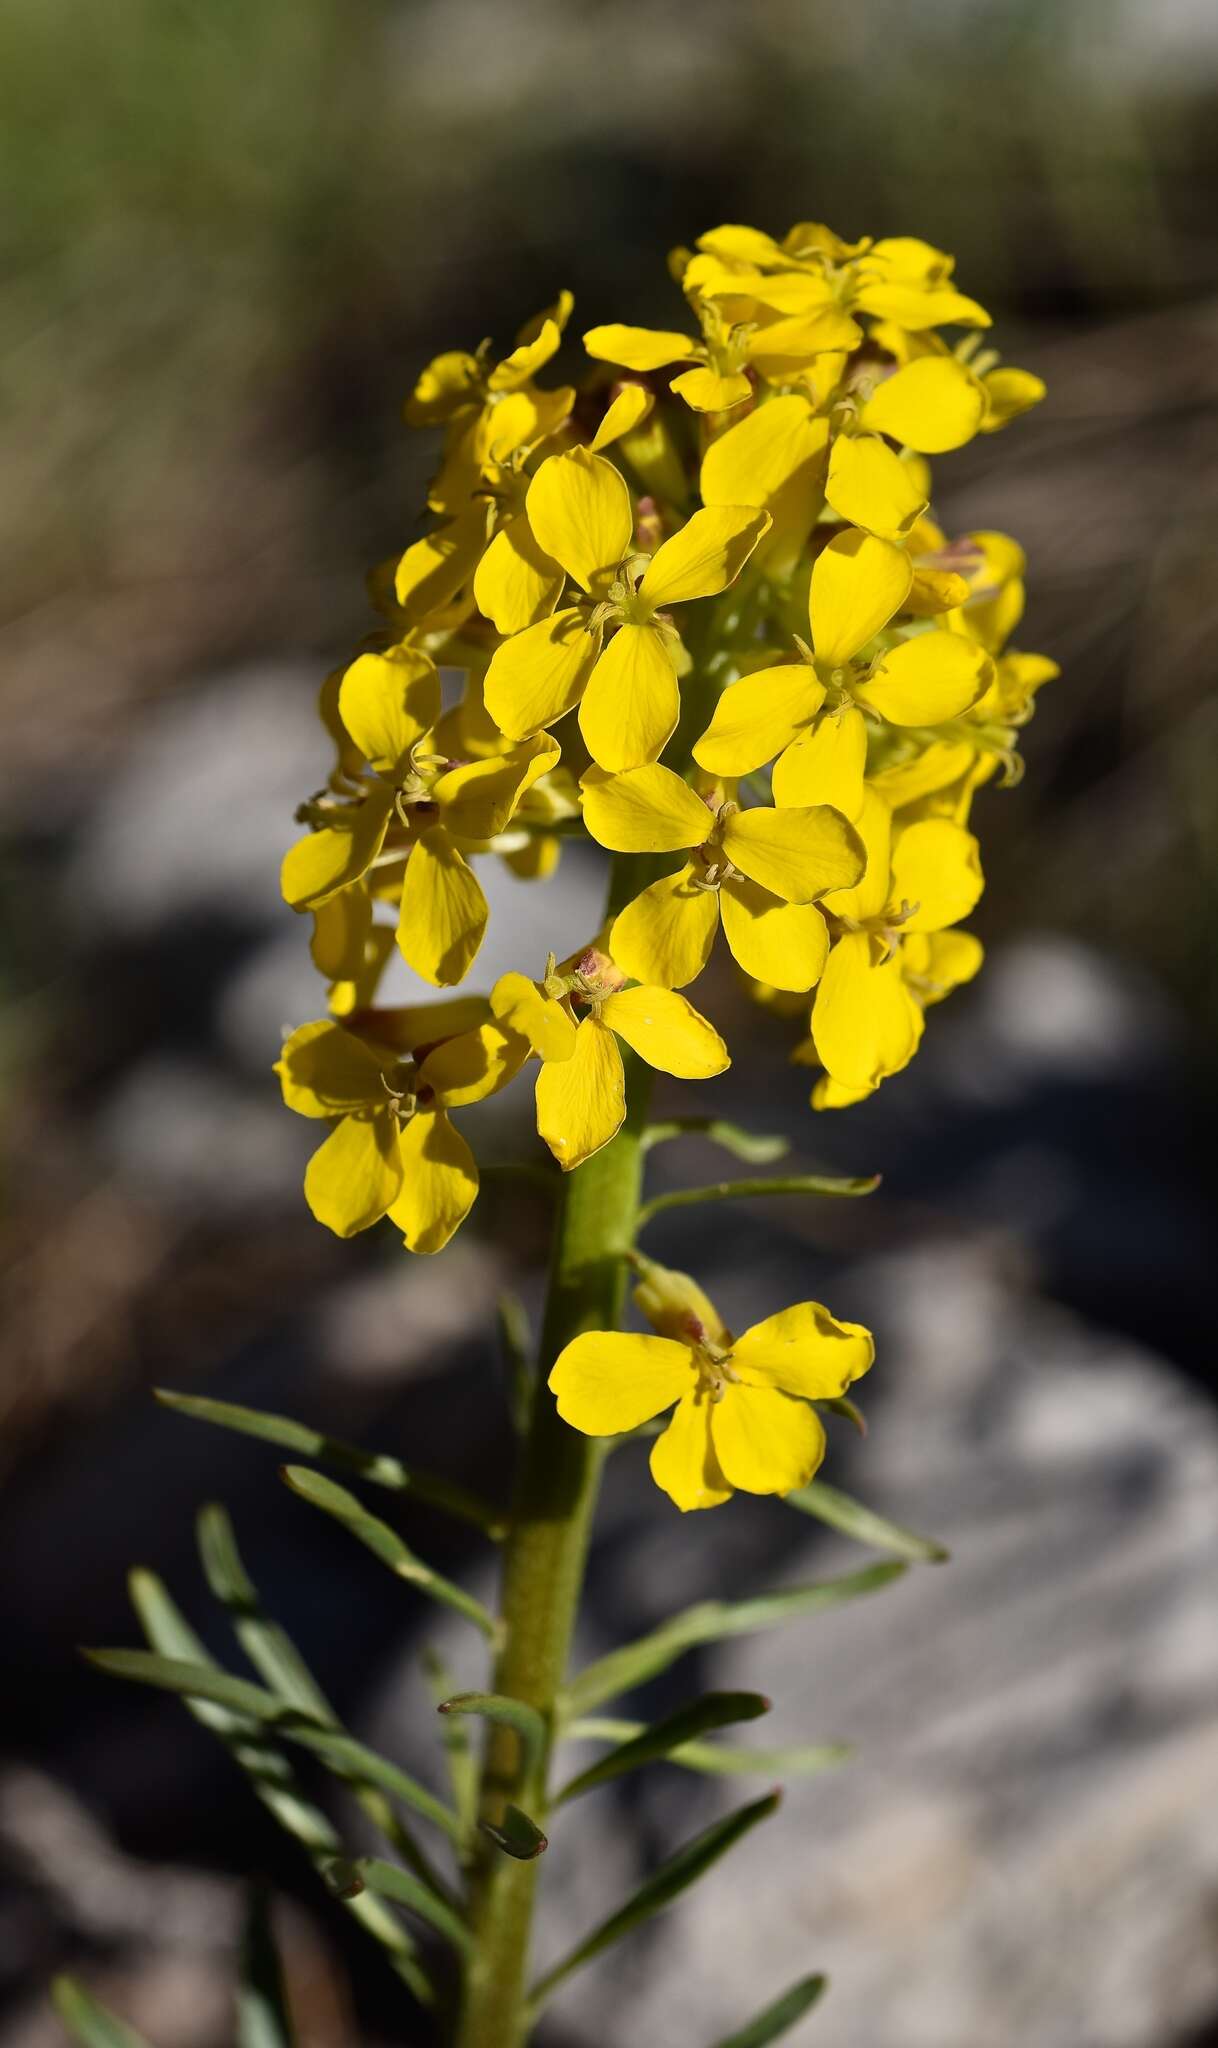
[806,928,984,1108]
[809,788,983,1095]
[281,646,558,987]
[582,761,864,991]
[693,527,994,802]
[549,1257,873,1511]
[404,292,576,428]
[483,446,768,771]
[489,948,730,1170]
[275,1008,523,1252]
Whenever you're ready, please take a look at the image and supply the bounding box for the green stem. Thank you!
[454,861,655,2048]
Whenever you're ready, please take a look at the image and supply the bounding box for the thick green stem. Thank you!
[454,862,656,2048]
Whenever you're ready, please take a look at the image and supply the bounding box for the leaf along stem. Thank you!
[635,1172,881,1228]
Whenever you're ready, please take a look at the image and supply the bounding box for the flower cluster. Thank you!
[277,218,1053,1277]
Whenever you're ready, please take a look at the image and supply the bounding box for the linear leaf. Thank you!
[126,1574,435,2005]
[51,1978,152,2048]
[562,1563,905,1719]
[423,1649,479,1848]
[565,1722,851,1779]
[354,1857,473,1955]
[280,1467,498,1640]
[637,1173,880,1228]
[154,1389,503,1536]
[198,1504,334,1719]
[237,1888,294,2048]
[783,1480,948,1564]
[709,1973,827,2047]
[496,1291,535,1436]
[641,1118,791,1164]
[198,1507,455,1897]
[555,1693,770,1804]
[528,1793,780,2010]
[437,1692,545,1781]
[86,1646,460,1841]
[478,1805,548,1860]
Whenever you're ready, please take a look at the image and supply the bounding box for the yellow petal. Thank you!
[721,804,864,903]
[771,707,867,817]
[578,626,679,773]
[746,309,863,369]
[583,324,698,373]
[669,366,752,411]
[810,529,913,667]
[693,665,823,777]
[810,1072,875,1112]
[525,447,633,594]
[397,826,487,987]
[890,819,983,932]
[304,1111,403,1237]
[338,648,441,772]
[388,1107,478,1255]
[433,733,560,841]
[599,985,729,1079]
[696,223,786,265]
[394,506,488,622]
[276,1019,391,1118]
[417,1021,529,1105]
[700,394,829,511]
[825,434,928,541]
[857,632,991,725]
[858,357,986,455]
[719,875,829,992]
[356,996,490,1051]
[610,865,719,990]
[639,506,770,610]
[650,1392,732,1510]
[550,1330,691,1434]
[404,350,480,427]
[490,972,576,1062]
[535,1014,625,1169]
[855,282,991,330]
[473,516,564,635]
[811,932,924,1090]
[590,384,653,450]
[710,1382,825,1495]
[980,366,1046,433]
[819,786,892,923]
[580,762,711,853]
[477,384,573,465]
[310,887,373,982]
[281,785,395,911]
[906,567,971,617]
[483,609,598,740]
[903,928,984,1001]
[733,1302,874,1398]
[487,317,563,392]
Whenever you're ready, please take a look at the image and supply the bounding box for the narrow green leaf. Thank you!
[423,1648,479,1847]
[236,1888,295,2048]
[565,1722,851,1780]
[783,1480,948,1564]
[86,1645,460,1842]
[126,1574,436,2005]
[198,1507,455,1897]
[528,1793,780,2011]
[154,1389,503,1537]
[709,1973,827,2046]
[478,1804,548,1860]
[197,1504,334,1718]
[636,1172,880,1229]
[355,1857,473,1955]
[497,1291,535,1437]
[437,1692,546,1781]
[51,1977,152,2048]
[641,1117,791,1164]
[562,1563,905,1719]
[280,1467,498,1640]
[555,1692,770,1804]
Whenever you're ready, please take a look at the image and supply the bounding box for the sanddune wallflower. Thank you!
[550,1256,874,1510]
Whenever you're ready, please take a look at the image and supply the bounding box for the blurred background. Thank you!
[4,0,1218,2041]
